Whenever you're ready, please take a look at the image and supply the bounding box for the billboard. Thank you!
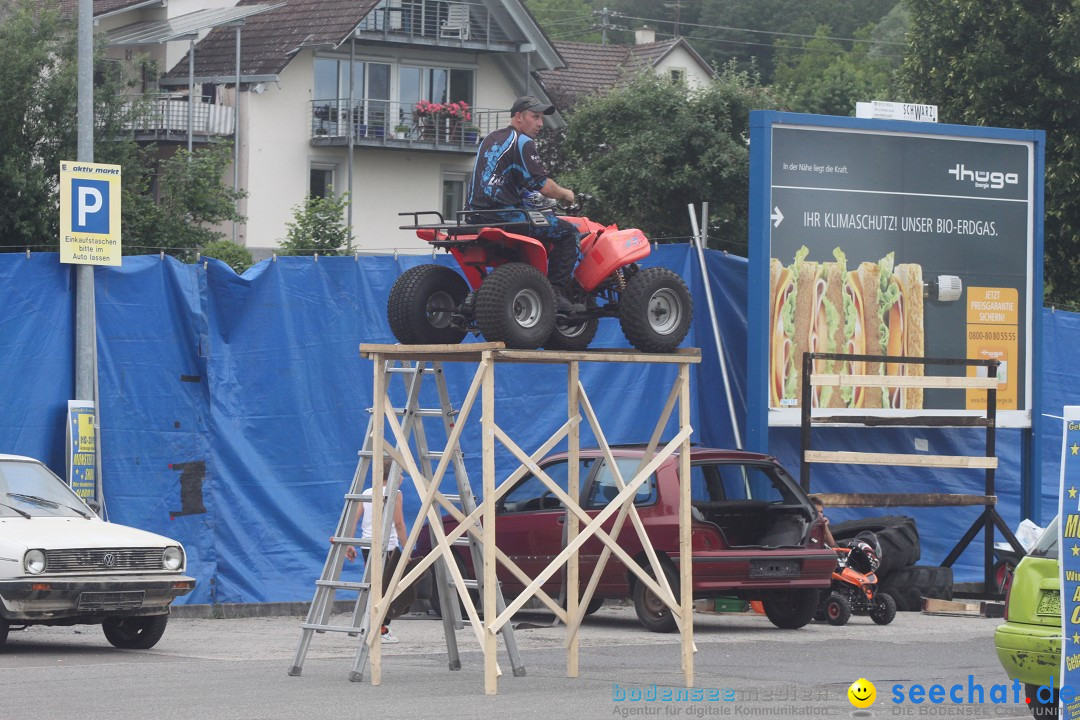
[747,112,1044,445]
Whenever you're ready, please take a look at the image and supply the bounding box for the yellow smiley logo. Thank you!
[847,678,876,709]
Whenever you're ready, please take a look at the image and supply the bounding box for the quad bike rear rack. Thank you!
[399,209,551,237]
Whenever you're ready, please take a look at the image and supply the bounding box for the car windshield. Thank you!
[1027,515,1059,559]
[0,459,91,518]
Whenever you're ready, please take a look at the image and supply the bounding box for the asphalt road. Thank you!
[0,604,1036,720]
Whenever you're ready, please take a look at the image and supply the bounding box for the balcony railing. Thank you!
[355,0,515,46]
[123,94,235,139]
[310,98,510,151]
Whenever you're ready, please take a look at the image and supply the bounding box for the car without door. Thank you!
[420,447,836,632]
[0,454,195,649]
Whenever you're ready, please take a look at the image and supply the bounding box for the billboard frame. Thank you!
[747,110,1046,521]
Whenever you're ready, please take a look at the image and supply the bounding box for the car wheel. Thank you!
[870,591,897,625]
[1025,683,1059,718]
[0,617,8,647]
[633,563,679,633]
[102,614,169,649]
[762,588,819,629]
[583,597,604,616]
[824,593,852,626]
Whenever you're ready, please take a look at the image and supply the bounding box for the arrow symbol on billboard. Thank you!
[771,207,784,228]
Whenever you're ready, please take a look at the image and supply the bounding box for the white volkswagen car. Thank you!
[0,454,195,649]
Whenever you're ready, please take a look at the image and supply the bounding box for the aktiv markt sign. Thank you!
[59,161,121,266]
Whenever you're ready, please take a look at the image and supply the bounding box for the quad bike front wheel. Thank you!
[619,267,692,353]
[870,591,897,625]
[388,264,470,345]
[475,263,556,349]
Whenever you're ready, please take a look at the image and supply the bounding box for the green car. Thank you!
[994,516,1061,717]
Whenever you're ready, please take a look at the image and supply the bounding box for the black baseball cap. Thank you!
[511,95,555,116]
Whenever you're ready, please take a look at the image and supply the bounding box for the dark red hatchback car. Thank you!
[424,447,836,632]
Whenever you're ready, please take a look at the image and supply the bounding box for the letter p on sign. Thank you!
[72,178,110,234]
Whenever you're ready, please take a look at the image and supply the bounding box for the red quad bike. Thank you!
[387,196,693,352]
[816,531,897,626]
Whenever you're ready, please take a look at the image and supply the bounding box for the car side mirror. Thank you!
[86,499,101,515]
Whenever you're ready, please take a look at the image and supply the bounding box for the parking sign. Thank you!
[59,161,121,266]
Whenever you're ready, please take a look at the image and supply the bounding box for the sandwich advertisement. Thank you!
[749,112,1042,432]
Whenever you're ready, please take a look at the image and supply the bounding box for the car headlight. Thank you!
[162,546,183,571]
[24,549,46,575]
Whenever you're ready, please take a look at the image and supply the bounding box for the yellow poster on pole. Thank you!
[59,160,122,266]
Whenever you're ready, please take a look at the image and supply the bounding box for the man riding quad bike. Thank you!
[388,194,693,352]
[387,94,692,353]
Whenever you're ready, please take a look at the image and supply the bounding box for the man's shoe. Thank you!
[380,627,399,644]
[554,293,573,314]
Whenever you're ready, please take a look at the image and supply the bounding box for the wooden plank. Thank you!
[493,347,702,365]
[805,450,998,469]
[359,343,702,365]
[566,361,580,679]
[481,353,498,696]
[811,373,999,389]
[812,493,996,507]
[810,414,993,428]
[922,597,983,616]
[678,362,694,688]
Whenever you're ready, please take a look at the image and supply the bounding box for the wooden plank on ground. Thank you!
[804,450,998,469]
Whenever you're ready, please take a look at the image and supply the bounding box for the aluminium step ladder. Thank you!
[287,358,524,681]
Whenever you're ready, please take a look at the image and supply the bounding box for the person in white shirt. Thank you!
[344,461,408,643]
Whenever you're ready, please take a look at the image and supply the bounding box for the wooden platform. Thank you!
[359,342,702,365]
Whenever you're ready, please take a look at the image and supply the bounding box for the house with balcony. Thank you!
[149,0,563,257]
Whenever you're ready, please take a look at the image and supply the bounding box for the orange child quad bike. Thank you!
[816,531,897,626]
[387,195,693,352]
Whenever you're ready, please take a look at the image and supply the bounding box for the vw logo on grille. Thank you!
[102,553,116,567]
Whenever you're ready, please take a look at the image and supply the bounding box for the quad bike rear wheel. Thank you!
[870,591,897,625]
[475,263,556,349]
[545,296,599,351]
[619,267,692,353]
[823,593,852,626]
[387,264,469,345]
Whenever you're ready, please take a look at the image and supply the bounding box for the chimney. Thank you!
[635,25,656,45]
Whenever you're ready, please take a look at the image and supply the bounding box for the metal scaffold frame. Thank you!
[361,342,701,695]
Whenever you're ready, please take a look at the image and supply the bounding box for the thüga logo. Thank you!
[948,163,1019,190]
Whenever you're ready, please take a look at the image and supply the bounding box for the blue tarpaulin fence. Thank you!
[0,248,1072,604]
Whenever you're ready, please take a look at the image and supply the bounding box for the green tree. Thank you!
[0,0,136,250]
[278,192,353,256]
[560,67,784,251]
[902,0,1080,308]
[773,26,899,117]
[123,143,246,259]
[200,240,254,274]
[688,0,898,82]
[0,0,246,259]
[524,0,600,43]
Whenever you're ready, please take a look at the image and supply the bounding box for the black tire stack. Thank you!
[830,515,953,611]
